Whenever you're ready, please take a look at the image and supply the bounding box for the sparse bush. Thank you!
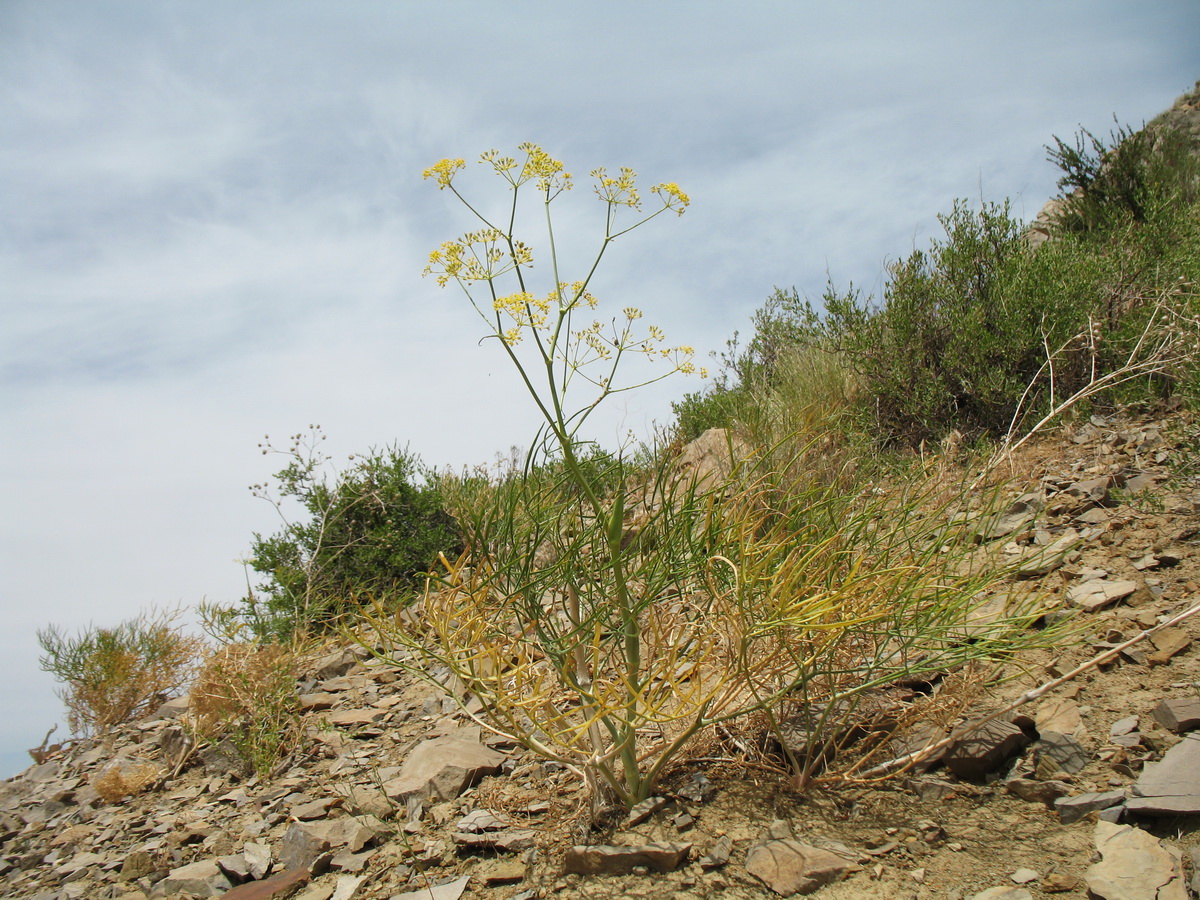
[1046,119,1200,235]
[37,609,203,735]
[188,642,301,778]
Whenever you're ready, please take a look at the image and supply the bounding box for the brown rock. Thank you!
[390,875,470,900]
[944,719,1031,780]
[562,842,691,875]
[1148,628,1192,665]
[278,822,332,872]
[1006,778,1072,806]
[220,866,311,899]
[1153,698,1200,733]
[153,859,232,898]
[1067,580,1138,612]
[745,839,851,896]
[382,736,505,802]
[1085,820,1186,900]
[1128,731,1200,815]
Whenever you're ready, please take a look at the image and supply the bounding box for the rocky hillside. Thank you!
[6,81,1200,900]
[3,402,1200,900]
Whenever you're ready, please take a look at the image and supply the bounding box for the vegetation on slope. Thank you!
[36,89,1200,808]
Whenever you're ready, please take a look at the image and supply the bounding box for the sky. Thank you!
[1,1,1197,779]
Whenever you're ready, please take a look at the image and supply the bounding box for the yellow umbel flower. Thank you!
[422,158,465,189]
[652,182,691,214]
[516,142,572,192]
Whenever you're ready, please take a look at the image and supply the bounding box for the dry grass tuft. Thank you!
[188,642,302,777]
[92,759,161,803]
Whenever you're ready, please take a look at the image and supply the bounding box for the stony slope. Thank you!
[3,402,1200,900]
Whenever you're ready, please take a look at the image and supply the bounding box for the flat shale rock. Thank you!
[220,867,311,900]
[382,735,505,802]
[152,858,233,898]
[1067,579,1138,612]
[944,719,1031,780]
[1085,820,1186,900]
[1006,777,1072,806]
[562,842,691,875]
[744,839,852,896]
[1152,697,1200,733]
[1032,731,1089,776]
[390,874,470,900]
[1127,731,1200,815]
[1055,789,1126,824]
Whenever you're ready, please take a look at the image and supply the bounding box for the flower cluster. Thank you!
[480,143,573,195]
[423,229,532,286]
[493,291,550,346]
[422,143,703,399]
[651,182,690,214]
[422,157,465,189]
[592,167,640,208]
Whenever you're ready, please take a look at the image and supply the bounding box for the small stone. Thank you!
[278,822,332,872]
[1006,778,1071,806]
[698,835,732,869]
[219,868,311,900]
[1041,872,1080,892]
[744,839,851,895]
[1127,731,1200,815]
[1110,715,1140,736]
[1010,867,1038,884]
[1152,698,1200,733]
[1148,628,1192,665]
[482,860,525,886]
[1067,580,1138,612]
[1035,698,1085,738]
[119,850,157,881]
[944,720,1031,780]
[381,736,505,802]
[1055,790,1126,824]
[1032,732,1089,775]
[970,890,1032,900]
[456,809,506,833]
[155,859,232,898]
[389,874,470,900]
[562,843,691,875]
[626,796,669,826]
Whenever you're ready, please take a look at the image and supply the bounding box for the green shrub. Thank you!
[1046,119,1200,236]
[240,428,462,640]
[671,385,750,442]
[38,609,203,735]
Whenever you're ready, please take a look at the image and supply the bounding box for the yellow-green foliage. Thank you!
[37,609,202,735]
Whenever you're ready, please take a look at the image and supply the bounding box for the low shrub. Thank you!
[188,642,301,778]
[240,428,462,640]
[37,609,202,735]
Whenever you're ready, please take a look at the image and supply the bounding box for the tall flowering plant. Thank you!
[413,145,719,807]
[364,145,1067,811]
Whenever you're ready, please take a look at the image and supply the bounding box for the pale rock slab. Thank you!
[1085,820,1186,900]
[382,735,505,802]
[744,838,851,896]
[562,842,691,875]
[1127,731,1200,815]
